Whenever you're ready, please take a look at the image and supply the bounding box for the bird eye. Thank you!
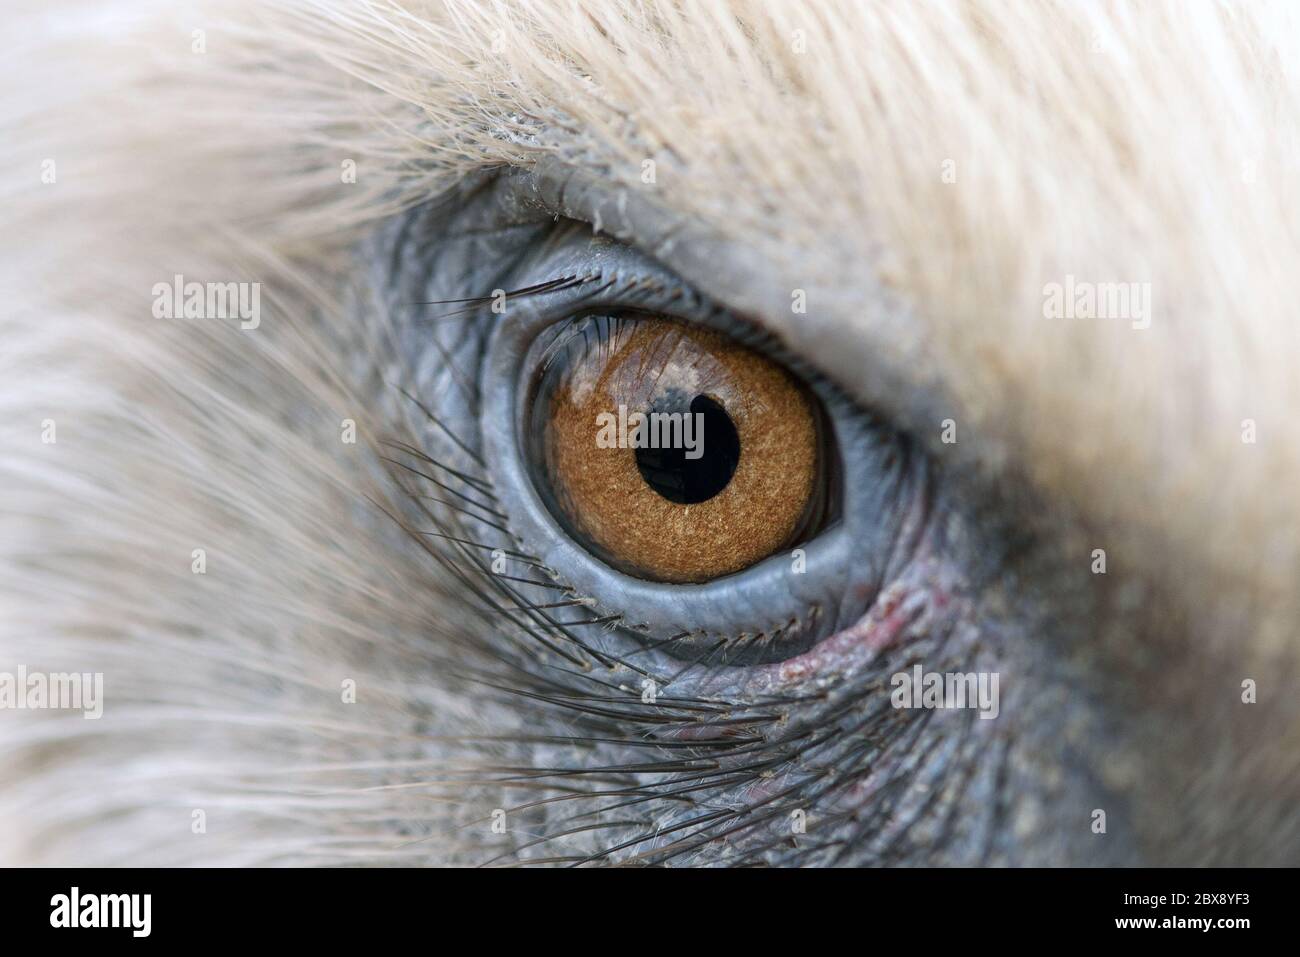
[526,312,835,583]
[426,209,927,668]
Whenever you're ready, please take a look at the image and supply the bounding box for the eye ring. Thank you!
[477,263,920,664]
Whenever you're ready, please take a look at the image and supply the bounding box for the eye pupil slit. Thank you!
[635,394,740,505]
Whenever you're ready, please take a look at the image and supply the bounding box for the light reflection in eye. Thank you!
[527,312,835,583]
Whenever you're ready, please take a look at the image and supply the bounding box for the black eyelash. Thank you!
[407,274,599,323]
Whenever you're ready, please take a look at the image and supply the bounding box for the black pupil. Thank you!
[634,394,740,504]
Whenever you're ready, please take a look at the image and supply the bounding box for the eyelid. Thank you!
[489,218,829,400]
[504,161,947,450]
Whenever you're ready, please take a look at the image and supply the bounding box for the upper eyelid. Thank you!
[459,199,822,381]
[498,163,947,448]
[497,261,814,394]
[485,225,861,428]
[498,162,776,320]
[504,161,759,306]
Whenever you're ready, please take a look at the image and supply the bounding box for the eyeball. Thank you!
[473,263,920,663]
[527,313,835,583]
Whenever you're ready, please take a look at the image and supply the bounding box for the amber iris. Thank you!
[532,314,827,583]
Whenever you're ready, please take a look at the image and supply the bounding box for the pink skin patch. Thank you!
[654,552,961,742]
[733,566,949,699]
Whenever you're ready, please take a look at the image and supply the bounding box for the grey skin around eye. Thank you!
[366,176,930,666]
[363,171,1260,867]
